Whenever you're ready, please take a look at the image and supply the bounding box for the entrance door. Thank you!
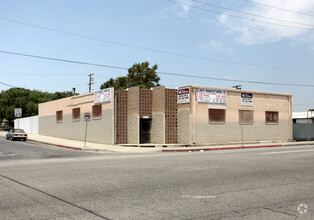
[140,119,152,144]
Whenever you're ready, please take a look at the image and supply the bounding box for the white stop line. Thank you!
[181,195,217,199]
[0,152,18,157]
[260,149,314,155]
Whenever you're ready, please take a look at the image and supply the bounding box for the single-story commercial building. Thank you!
[38,85,293,146]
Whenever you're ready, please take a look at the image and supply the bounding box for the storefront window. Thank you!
[208,109,226,123]
[56,110,63,123]
[239,110,254,125]
[72,108,80,120]
[92,104,102,118]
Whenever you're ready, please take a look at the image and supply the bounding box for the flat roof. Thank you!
[178,85,292,97]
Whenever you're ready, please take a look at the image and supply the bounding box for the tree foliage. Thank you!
[0,88,78,124]
[100,61,161,90]
[100,76,128,90]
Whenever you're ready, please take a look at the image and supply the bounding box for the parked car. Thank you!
[6,129,28,141]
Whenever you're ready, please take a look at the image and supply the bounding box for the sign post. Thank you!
[84,112,91,149]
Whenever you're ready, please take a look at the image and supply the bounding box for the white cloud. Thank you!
[163,0,193,18]
[198,40,235,55]
[219,0,314,45]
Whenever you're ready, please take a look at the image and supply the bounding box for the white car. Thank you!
[6,129,28,141]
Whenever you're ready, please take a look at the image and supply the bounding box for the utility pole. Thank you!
[88,73,94,93]
[233,85,242,90]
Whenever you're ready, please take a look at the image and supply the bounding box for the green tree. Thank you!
[100,76,128,90]
[100,61,160,90]
[52,91,78,100]
[0,88,78,124]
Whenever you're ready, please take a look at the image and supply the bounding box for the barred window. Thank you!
[72,108,80,120]
[265,111,279,124]
[208,109,226,123]
[56,110,63,123]
[92,104,102,118]
[239,110,254,125]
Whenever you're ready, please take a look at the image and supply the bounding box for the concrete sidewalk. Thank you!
[1,131,314,153]
[0,131,160,153]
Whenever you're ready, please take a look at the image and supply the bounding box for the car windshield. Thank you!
[13,129,25,133]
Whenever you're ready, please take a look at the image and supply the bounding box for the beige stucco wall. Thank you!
[177,104,191,145]
[127,87,140,144]
[151,86,165,144]
[183,85,292,145]
[38,89,115,144]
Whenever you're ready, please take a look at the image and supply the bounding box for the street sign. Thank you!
[83,112,91,149]
[15,108,22,118]
[84,112,91,122]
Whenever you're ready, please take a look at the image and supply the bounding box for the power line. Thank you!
[0,50,128,70]
[243,0,314,17]
[167,0,314,31]
[1,49,314,88]
[0,17,313,71]
[0,73,88,76]
[157,71,314,88]
[189,0,314,27]
[0,81,16,88]
[294,103,314,106]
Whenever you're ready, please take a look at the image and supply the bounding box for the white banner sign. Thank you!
[198,89,227,104]
[241,93,253,106]
[178,88,190,104]
[94,89,111,103]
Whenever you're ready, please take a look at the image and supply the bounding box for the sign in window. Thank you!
[265,111,279,124]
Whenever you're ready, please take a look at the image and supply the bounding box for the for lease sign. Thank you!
[178,88,190,104]
[198,89,227,104]
[241,93,253,106]
[94,89,111,103]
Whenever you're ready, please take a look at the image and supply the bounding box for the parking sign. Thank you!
[15,108,22,118]
[84,112,91,122]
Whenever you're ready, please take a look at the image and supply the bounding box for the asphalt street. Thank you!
[0,137,313,219]
[0,137,104,161]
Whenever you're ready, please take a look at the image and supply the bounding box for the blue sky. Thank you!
[1,0,314,111]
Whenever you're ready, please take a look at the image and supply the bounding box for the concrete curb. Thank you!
[162,144,282,152]
[56,145,82,151]
[26,138,82,151]
[2,130,313,153]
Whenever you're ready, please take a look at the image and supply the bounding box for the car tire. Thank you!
[22,138,26,141]
[10,137,14,141]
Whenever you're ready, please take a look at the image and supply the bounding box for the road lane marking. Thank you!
[260,149,314,155]
[0,152,18,157]
[181,195,216,199]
